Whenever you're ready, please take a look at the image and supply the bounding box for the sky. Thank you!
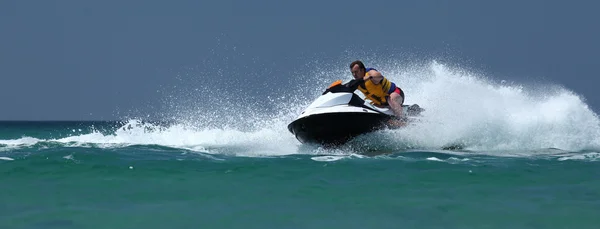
[1,0,598,120]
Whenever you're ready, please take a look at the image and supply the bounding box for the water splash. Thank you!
[377,61,600,152]
[2,58,599,159]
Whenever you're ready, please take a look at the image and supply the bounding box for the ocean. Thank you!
[2,61,600,228]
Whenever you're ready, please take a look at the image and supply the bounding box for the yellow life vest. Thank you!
[357,73,394,106]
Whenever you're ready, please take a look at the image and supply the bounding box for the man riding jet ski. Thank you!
[287,60,424,145]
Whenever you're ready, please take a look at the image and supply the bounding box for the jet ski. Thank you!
[287,79,424,145]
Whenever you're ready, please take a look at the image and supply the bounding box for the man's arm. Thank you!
[364,69,384,84]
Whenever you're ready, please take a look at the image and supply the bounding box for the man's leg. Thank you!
[385,91,407,127]
[388,91,404,118]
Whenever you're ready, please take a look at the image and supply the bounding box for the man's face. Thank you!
[351,64,364,80]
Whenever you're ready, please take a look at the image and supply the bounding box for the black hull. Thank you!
[287,112,391,146]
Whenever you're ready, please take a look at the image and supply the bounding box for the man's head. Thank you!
[350,60,366,80]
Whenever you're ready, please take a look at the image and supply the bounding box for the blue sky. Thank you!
[1,0,598,120]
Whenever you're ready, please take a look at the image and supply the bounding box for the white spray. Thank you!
[2,59,599,158]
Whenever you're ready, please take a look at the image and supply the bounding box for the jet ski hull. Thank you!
[287,111,390,145]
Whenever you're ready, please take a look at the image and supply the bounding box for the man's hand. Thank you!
[344,78,363,91]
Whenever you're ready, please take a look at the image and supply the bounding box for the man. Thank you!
[348,60,406,124]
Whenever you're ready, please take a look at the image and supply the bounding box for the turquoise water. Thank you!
[1,121,600,229]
